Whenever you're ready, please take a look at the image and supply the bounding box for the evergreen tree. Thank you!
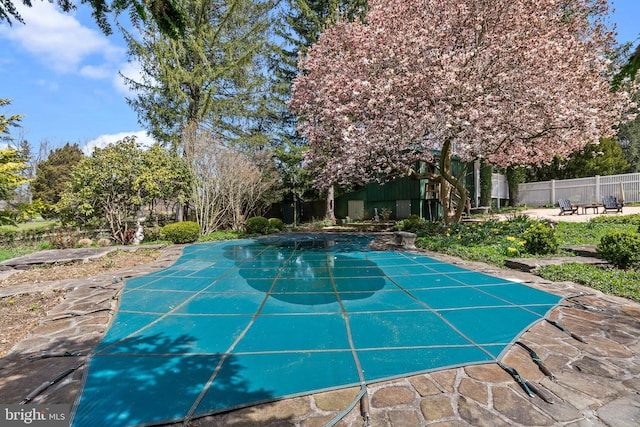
[268,0,368,215]
[1,0,187,38]
[121,0,274,150]
[31,143,84,205]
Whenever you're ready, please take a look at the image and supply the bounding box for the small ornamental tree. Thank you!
[290,0,629,224]
[58,137,190,244]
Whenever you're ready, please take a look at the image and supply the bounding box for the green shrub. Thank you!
[597,230,640,269]
[394,215,426,233]
[143,225,163,243]
[245,216,270,234]
[160,221,200,244]
[522,223,559,255]
[268,218,285,232]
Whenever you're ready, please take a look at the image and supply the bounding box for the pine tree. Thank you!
[121,0,274,151]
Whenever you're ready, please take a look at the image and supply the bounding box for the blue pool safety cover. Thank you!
[71,234,562,426]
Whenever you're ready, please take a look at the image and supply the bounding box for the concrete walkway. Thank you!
[519,205,640,223]
[0,240,639,426]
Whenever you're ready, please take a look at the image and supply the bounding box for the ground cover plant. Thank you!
[411,214,640,302]
[409,215,545,265]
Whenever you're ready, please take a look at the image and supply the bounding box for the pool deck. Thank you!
[1,237,639,426]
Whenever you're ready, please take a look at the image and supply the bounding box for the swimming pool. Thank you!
[71,234,562,426]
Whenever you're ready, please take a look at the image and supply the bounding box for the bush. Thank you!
[143,225,163,243]
[522,222,559,255]
[48,231,77,249]
[268,218,285,232]
[97,238,111,247]
[597,230,640,269]
[394,215,426,233]
[160,221,201,244]
[245,216,270,234]
[77,238,93,248]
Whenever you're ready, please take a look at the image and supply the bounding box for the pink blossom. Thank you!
[290,0,628,191]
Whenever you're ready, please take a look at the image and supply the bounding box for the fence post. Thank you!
[551,180,556,206]
[595,175,600,202]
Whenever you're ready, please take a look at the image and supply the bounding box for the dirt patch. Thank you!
[0,248,162,357]
[0,290,67,357]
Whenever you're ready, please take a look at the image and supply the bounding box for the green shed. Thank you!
[334,160,475,221]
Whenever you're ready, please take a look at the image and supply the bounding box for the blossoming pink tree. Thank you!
[290,0,628,223]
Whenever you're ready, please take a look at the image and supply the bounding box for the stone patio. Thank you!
[0,240,639,426]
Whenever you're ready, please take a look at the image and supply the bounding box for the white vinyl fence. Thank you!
[518,173,640,207]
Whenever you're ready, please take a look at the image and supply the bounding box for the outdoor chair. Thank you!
[558,199,578,215]
[602,195,623,214]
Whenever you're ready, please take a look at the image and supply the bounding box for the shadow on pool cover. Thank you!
[70,234,563,427]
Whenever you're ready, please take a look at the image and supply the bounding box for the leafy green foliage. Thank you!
[538,263,640,302]
[612,42,640,92]
[522,223,559,255]
[394,215,430,233]
[268,218,285,232]
[31,143,84,204]
[526,138,629,181]
[245,216,269,234]
[414,215,556,262]
[0,147,29,201]
[555,220,638,245]
[160,221,200,244]
[589,213,640,225]
[58,137,189,244]
[413,216,639,303]
[597,230,640,269]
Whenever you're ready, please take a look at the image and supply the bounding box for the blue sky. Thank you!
[0,0,639,155]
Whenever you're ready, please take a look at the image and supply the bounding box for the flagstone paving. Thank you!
[0,237,639,426]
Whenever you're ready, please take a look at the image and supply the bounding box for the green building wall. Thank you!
[334,160,475,221]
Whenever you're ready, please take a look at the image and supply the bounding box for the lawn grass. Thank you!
[0,246,39,262]
[537,263,640,302]
[0,220,58,233]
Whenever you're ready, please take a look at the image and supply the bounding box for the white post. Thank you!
[551,180,556,206]
[595,175,601,203]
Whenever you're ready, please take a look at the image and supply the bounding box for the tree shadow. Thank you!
[0,329,274,427]
[73,332,274,426]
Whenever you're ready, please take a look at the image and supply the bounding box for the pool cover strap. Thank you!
[515,341,555,379]
[545,319,588,343]
[498,362,555,404]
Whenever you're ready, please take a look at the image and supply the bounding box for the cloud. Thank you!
[114,60,144,96]
[82,131,156,155]
[79,64,113,79]
[36,79,60,91]
[0,3,125,75]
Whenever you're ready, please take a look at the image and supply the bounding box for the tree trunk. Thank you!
[479,161,493,207]
[325,185,336,224]
[438,140,468,225]
[506,166,525,207]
